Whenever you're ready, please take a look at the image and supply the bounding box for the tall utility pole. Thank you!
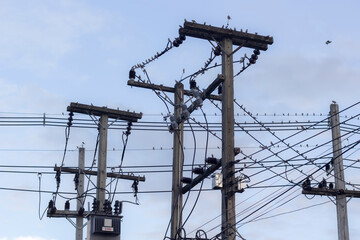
[97,115,109,211]
[127,77,222,240]
[128,21,272,240]
[179,21,273,240]
[330,103,349,240]
[48,102,144,240]
[221,38,236,240]
[302,103,360,240]
[171,82,184,239]
[68,102,142,214]
[76,147,85,240]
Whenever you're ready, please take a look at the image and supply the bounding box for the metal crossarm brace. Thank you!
[177,74,224,126]
[182,147,240,194]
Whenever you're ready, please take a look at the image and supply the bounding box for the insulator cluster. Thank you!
[74,172,79,190]
[132,180,139,197]
[125,122,132,136]
[55,170,61,188]
[173,34,186,47]
[213,45,222,56]
[67,112,74,127]
[103,199,112,215]
[114,200,122,215]
[249,49,260,64]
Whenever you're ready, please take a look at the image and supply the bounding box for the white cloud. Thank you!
[0,237,56,240]
[0,1,105,74]
[0,78,66,113]
[15,237,55,240]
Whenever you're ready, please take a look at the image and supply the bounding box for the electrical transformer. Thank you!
[87,215,122,240]
[212,173,223,189]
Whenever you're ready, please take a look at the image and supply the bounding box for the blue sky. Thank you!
[0,1,360,240]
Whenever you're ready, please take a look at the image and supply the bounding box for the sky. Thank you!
[0,0,360,240]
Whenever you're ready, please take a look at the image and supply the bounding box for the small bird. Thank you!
[326,40,332,45]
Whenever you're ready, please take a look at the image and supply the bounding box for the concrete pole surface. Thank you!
[171,82,184,239]
[221,38,236,240]
[330,103,349,240]
[76,147,85,240]
[97,115,108,212]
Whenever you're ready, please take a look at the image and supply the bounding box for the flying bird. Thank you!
[326,40,332,45]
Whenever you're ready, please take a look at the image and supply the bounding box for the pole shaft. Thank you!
[97,115,108,211]
[330,103,349,240]
[76,147,85,240]
[221,38,236,240]
[171,83,184,239]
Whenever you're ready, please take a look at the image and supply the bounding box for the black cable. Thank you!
[110,131,129,203]
[53,125,71,205]
[181,107,209,229]
[82,132,100,206]
[209,139,360,239]
[240,200,331,226]
[177,119,197,233]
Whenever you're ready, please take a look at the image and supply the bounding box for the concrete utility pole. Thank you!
[127,77,222,240]
[76,147,85,240]
[179,21,273,240]
[128,21,272,240]
[302,103,360,240]
[221,38,236,240]
[97,115,109,211]
[330,103,349,240]
[48,102,144,240]
[171,82,184,239]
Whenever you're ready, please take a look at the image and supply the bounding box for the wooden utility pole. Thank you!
[171,82,184,239]
[179,21,273,240]
[76,147,85,240]
[330,103,349,240]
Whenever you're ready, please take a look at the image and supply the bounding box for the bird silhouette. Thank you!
[326,40,332,45]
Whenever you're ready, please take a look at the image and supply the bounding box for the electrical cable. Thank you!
[38,173,48,220]
[181,107,209,229]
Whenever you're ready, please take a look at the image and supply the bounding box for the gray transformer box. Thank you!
[87,215,122,240]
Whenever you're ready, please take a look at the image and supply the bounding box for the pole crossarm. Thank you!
[47,210,122,219]
[67,102,142,122]
[182,147,240,194]
[54,166,146,182]
[127,79,222,101]
[302,188,360,198]
[179,21,273,50]
[47,210,92,218]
